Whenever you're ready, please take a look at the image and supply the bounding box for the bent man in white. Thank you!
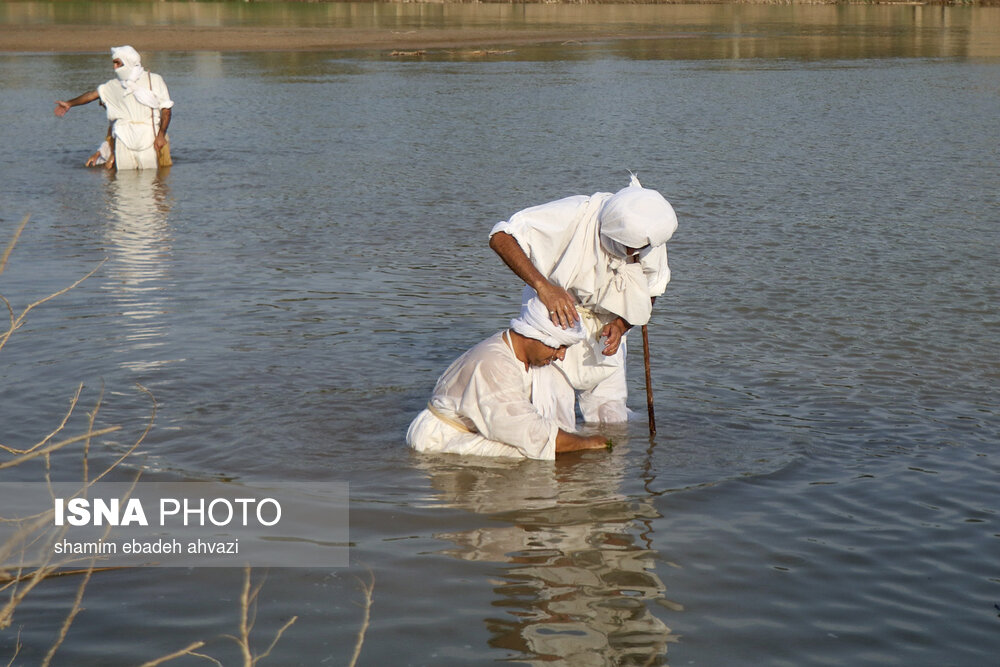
[407,298,609,460]
[489,175,677,426]
[55,46,173,170]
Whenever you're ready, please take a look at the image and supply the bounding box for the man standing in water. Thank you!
[54,46,173,170]
[489,174,677,427]
[407,298,609,459]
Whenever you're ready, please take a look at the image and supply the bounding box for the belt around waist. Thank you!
[426,403,476,434]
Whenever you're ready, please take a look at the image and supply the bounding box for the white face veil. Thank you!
[510,297,586,349]
[599,174,678,257]
[109,45,165,109]
[111,45,144,84]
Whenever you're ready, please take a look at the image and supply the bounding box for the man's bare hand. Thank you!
[555,431,608,454]
[537,281,580,329]
[600,318,630,356]
[54,101,71,117]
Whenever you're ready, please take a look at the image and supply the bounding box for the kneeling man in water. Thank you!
[407,298,609,460]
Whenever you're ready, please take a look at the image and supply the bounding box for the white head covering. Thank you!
[599,174,678,252]
[510,297,586,349]
[111,45,162,109]
[112,46,143,83]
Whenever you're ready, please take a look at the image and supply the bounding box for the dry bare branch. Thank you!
[136,641,209,667]
[0,566,126,584]
[0,215,30,277]
[251,614,297,665]
[221,567,299,666]
[88,383,155,485]
[347,570,375,667]
[0,257,107,352]
[187,652,224,667]
[0,426,121,471]
[0,384,84,456]
[4,625,21,667]
[39,559,94,667]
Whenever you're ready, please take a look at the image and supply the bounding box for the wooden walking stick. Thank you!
[641,322,656,435]
[629,251,656,435]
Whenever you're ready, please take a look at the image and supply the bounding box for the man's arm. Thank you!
[54,90,99,117]
[489,231,580,329]
[154,107,171,151]
[555,429,607,454]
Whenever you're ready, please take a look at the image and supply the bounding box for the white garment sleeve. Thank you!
[489,195,589,275]
[463,355,558,460]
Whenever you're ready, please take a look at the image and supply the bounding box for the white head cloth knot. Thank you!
[510,297,586,349]
[599,174,678,251]
[111,45,162,109]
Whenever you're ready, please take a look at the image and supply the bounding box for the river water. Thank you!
[1,3,999,666]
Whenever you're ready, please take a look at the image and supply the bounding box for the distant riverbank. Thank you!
[3,0,999,54]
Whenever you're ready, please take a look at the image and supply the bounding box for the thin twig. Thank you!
[188,652,224,667]
[136,641,208,667]
[0,214,30,277]
[0,426,121,471]
[40,558,94,667]
[222,567,298,666]
[0,258,107,351]
[252,615,298,665]
[238,565,254,666]
[39,469,142,663]
[4,625,22,667]
[88,383,155,485]
[83,382,105,486]
[0,566,127,584]
[347,571,375,667]
[0,294,14,355]
[0,384,84,456]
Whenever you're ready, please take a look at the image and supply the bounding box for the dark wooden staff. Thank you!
[630,252,656,435]
[641,322,656,435]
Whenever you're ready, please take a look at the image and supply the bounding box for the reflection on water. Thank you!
[101,168,178,373]
[1,14,998,663]
[417,445,677,665]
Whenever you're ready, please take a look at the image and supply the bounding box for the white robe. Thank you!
[97,72,173,170]
[490,194,671,423]
[407,332,560,460]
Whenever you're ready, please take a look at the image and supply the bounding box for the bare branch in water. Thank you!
[0,214,30,277]
[0,224,299,666]
[221,566,299,666]
[0,257,107,353]
[0,384,84,457]
[135,641,209,667]
[4,626,22,667]
[348,570,375,667]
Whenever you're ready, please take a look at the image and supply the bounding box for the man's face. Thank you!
[524,339,568,367]
[113,58,123,70]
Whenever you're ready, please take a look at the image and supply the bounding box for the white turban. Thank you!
[599,174,678,251]
[510,297,586,349]
[112,46,143,82]
[111,45,165,109]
